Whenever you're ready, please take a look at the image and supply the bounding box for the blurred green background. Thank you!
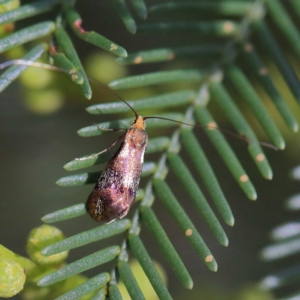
[1,1,300,299]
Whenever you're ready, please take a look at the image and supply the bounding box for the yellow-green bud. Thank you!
[0,245,36,276]
[26,225,68,265]
[0,258,26,298]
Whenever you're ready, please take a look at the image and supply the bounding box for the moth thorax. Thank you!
[127,127,148,148]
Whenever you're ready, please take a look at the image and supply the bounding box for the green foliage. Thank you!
[259,165,300,299]
[0,0,300,299]
[0,225,75,299]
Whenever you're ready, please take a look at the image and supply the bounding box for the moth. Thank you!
[84,111,148,223]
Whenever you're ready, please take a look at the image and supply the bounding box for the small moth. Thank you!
[85,112,148,223]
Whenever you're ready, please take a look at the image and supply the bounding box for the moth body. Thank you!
[86,116,148,222]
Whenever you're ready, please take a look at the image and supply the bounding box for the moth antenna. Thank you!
[144,116,278,151]
[87,77,139,121]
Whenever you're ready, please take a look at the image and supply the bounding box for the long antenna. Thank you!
[144,116,279,151]
[88,77,139,120]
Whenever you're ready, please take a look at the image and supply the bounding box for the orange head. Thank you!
[131,116,146,130]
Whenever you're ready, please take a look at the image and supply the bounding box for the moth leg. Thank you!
[106,218,117,224]
[75,133,126,161]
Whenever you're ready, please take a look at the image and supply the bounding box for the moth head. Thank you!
[131,116,146,130]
